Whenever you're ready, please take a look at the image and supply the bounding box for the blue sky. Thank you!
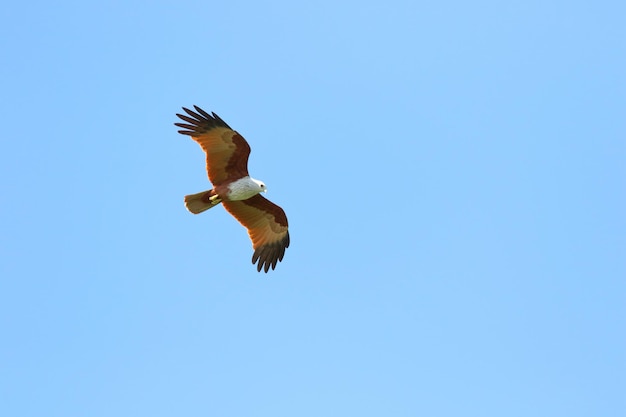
[1,0,624,416]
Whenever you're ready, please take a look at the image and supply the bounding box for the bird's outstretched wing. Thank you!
[222,194,290,272]
[175,106,250,185]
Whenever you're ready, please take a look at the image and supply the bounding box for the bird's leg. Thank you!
[209,194,222,204]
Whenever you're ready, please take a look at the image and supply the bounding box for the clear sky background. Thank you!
[1,1,624,416]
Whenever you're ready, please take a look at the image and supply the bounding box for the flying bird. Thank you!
[175,106,289,272]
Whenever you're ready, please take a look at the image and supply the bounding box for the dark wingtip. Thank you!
[193,105,212,119]
[175,105,233,133]
[251,232,290,273]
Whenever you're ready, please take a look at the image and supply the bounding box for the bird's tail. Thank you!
[184,189,222,214]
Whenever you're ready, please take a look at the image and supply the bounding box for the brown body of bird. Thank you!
[175,106,289,272]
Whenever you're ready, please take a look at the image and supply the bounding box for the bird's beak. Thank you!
[263,188,268,193]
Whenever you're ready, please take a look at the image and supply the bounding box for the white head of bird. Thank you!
[227,176,267,200]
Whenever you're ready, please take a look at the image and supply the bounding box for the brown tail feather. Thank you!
[184,189,222,214]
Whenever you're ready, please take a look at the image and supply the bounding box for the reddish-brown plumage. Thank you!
[176,107,251,185]
[223,195,290,272]
[175,106,290,272]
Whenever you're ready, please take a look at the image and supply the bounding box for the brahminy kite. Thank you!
[175,106,289,272]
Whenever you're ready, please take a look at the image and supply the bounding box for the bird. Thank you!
[175,105,289,272]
